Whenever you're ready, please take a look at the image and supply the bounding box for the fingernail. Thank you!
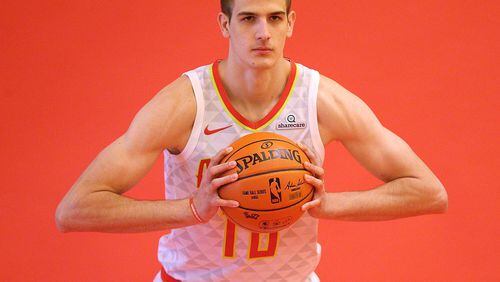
[226,147,233,153]
[233,202,239,207]
[232,173,238,180]
[229,161,236,167]
[297,142,303,148]
[304,174,311,179]
[304,161,310,166]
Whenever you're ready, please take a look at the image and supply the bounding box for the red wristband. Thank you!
[189,197,204,223]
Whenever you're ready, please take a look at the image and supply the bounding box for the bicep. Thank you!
[342,125,429,183]
[319,76,432,183]
[68,76,194,196]
[75,133,162,195]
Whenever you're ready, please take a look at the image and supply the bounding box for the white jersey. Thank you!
[157,60,325,282]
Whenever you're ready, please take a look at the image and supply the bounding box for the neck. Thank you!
[218,54,291,111]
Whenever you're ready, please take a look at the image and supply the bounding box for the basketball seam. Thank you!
[234,168,310,182]
[221,138,309,163]
[217,168,311,198]
[234,187,314,212]
[218,168,312,207]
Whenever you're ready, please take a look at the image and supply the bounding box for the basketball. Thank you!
[218,132,314,233]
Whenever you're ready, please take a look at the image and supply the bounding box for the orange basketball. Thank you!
[218,132,314,233]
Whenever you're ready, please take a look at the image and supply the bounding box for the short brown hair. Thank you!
[221,0,292,21]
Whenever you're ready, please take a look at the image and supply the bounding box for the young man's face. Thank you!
[219,0,295,69]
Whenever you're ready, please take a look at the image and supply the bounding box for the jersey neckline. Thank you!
[210,59,298,131]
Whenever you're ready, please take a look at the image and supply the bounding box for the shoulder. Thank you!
[125,75,196,153]
[317,74,382,144]
[151,74,194,112]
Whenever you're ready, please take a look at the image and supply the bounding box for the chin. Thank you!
[246,56,279,70]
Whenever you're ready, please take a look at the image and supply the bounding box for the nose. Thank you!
[255,19,271,41]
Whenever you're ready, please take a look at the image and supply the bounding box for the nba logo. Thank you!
[269,178,282,204]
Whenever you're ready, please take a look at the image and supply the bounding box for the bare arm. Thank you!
[55,76,237,233]
[303,75,448,221]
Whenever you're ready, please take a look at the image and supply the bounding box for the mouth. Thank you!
[252,47,273,54]
[252,47,273,51]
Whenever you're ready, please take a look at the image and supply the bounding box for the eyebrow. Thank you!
[236,11,286,17]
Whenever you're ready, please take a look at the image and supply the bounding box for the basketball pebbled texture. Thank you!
[218,132,314,233]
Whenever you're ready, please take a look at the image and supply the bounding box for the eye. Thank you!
[270,16,283,22]
[242,16,254,22]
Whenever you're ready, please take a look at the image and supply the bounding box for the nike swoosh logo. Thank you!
[204,124,233,135]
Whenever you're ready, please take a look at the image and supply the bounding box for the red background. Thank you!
[1,1,498,281]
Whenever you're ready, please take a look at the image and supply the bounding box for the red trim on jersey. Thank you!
[161,267,180,282]
[212,59,297,130]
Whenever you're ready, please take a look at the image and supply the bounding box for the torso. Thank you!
[157,60,324,281]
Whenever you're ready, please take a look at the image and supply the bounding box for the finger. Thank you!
[210,146,234,168]
[301,199,321,211]
[304,174,324,190]
[303,162,325,178]
[297,142,319,166]
[210,173,238,191]
[208,161,237,178]
[214,198,239,208]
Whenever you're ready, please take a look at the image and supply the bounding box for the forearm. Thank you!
[56,191,198,233]
[320,177,448,221]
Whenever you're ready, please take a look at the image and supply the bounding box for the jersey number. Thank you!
[197,159,279,259]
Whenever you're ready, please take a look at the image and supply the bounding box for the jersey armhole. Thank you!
[165,70,205,161]
[308,70,325,165]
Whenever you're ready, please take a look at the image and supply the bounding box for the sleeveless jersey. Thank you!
[157,60,325,282]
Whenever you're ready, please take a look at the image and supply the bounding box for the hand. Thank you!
[297,143,327,218]
[191,147,240,222]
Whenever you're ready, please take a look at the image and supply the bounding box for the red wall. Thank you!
[1,1,498,281]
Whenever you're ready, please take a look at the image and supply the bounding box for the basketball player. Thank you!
[55,0,448,281]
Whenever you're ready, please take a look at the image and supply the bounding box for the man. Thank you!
[55,0,448,281]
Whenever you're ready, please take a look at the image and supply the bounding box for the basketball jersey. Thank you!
[157,60,325,282]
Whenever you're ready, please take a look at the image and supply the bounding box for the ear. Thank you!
[217,12,231,38]
[286,10,296,38]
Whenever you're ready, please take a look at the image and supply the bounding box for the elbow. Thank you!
[437,188,449,213]
[55,202,78,233]
[55,204,70,233]
[428,183,448,214]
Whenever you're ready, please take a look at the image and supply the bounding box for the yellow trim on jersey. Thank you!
[246,232,252,260]
[209,63,299,132]
[257,233,268,251]
[273,231,280,258]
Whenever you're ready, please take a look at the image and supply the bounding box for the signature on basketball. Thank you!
[285,178,305,192]
[243,212,260,220]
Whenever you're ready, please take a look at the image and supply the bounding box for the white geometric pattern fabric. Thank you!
[157,61,324,282]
